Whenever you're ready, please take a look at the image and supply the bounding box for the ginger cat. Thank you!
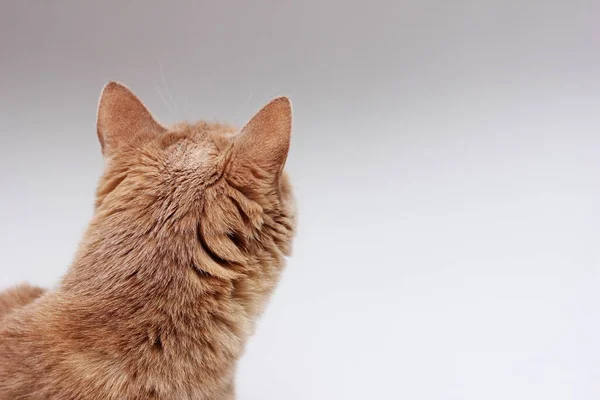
[0,82,296,399]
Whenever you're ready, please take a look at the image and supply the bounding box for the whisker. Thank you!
[160,64,180,116]
[156,85,177,119]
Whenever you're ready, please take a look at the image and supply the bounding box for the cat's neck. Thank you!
[61,212,250,342]
[56,215,250,393]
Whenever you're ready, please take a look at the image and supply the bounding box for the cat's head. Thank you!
[93,82,296,281]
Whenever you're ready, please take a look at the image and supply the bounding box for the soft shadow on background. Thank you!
[1,1,598,399]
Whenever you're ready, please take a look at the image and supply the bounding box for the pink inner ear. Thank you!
[96,82,165,156]
[236,97,292,176]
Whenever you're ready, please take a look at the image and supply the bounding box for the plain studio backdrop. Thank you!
[1,1,598,399]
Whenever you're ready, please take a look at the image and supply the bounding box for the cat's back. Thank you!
[0,290,234,400]
[0,283,45,321]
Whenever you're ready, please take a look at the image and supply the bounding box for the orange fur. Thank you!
[0,284,45,320]
[0,82,296,399]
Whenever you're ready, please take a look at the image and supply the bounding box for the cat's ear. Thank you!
[234,97,292,179]
[96,82,165,156]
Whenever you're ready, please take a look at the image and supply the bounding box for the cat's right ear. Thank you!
[232,97,292,182]
[96,82,165,157]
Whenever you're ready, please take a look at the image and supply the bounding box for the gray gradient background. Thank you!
[1,1,599,398]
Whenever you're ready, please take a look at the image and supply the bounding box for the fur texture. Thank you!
[0,82,296,399]
[0,284,45,321]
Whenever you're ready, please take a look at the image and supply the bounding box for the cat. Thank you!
[0,82,296,399]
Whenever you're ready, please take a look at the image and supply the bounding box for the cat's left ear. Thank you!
[96,82,165,157]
